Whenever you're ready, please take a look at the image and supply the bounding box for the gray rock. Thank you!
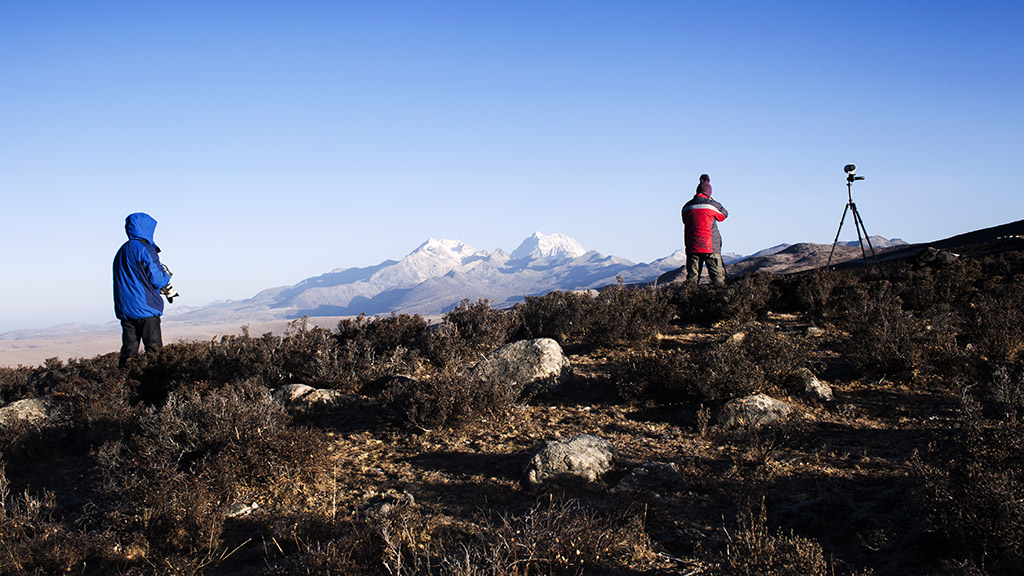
[225,501,259,518]
[302,388,354,405]
[0,398,61,428]
[913,247,959,267]
[788,367,834,402]
[717,393,794,429]
[362,490,416,519]
[471,338,572,398]
[613,462,682,493]
[524,434,615,486]
[271,383,360,412]
[271,383,317,404]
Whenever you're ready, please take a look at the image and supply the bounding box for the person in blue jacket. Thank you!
[113,212,173,367]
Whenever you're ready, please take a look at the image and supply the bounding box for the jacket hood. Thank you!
[125,213,159,248]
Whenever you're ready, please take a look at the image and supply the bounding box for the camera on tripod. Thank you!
[844,164,865,184]
[828,163,880,272]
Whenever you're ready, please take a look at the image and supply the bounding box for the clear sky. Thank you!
[2,1,1022,333]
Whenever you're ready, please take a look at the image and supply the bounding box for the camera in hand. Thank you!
[161,285,179,303]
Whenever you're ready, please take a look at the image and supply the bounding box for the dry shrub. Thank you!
[895,258,982,312]
[669,272,779,325]
[0,462,115,575]
[48,355,137,442]
[711,496,828,576]
[514,284,673,349]
[479,498,654,574]
[992,364,1024,419]
[337,312,428,350]
[276,319,349,385]
[961,287,1024,364]
[721,272,779,322]
[741,323,810,386]
[589,283,673,348]
[127,319,356,404]
[334,313,427,389]
[1,355,124,406]
[513,290,598,345]
[833,281,931,376]
[98,379,330,558]
[423,299,519,369]
[792,268,846,318]
[381,369,519,430]
[264,497,432,576]
[0,365,33,402]
[614,348,697,404]
[268,498,653,576]
[262,520,381,576]
[917,375,1024,574]
[616,323,804,404]
[442,298,519,354]
[0,354,136,460]
[668,282,729,323]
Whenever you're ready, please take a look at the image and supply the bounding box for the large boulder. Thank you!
[470,338,572,398]
[913,247,959,267]
[524,434,615,487]
[716,393,793,429]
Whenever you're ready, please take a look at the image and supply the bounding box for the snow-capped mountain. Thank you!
[167,232,681,324]
[510,232,587,261]
[163,230,910,325]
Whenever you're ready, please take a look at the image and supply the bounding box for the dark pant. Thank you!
[686,253,726,286]
[119,316,163,367]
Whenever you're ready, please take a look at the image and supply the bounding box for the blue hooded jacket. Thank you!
[113,213,171,320]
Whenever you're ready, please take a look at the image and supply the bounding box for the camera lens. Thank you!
[844,164,857,174]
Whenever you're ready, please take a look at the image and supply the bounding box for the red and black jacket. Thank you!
[681,182,728,254]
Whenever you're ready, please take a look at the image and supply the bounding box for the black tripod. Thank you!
[826,164,881,272]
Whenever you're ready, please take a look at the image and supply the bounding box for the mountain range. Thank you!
[163,232,907,326]
[164,232,686,324]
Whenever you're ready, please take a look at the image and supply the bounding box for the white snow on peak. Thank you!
[413,238,484,259]
[365,238,489,287]
[510,232,587,261]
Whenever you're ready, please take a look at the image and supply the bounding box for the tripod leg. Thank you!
[851,205,882,273]
[851,202,870,263]
[827,203,851,268]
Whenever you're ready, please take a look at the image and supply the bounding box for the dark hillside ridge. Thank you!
[851,218,1024,266]
[772,218,1024,275]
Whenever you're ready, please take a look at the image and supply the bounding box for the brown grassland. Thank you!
[1,238,1022,575]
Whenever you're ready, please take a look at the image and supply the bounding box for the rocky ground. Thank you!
[210,312,967,575]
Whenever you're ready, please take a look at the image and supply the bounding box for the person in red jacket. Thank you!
[681,174,729,286]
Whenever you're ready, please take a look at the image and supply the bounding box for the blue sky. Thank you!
[1,1,1022,333]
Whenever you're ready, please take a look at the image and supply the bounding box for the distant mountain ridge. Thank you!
[165,232,687,325]
[165,231,911,325]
